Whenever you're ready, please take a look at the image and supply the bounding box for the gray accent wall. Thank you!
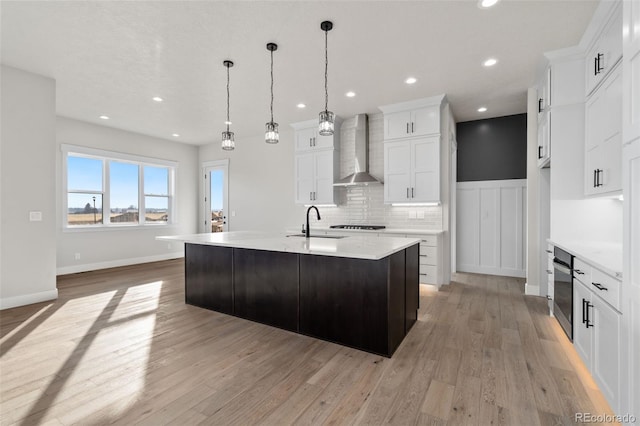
[456,114,527,182]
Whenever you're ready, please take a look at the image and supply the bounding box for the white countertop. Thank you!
[157,231,421,260]
[549,239,623,279]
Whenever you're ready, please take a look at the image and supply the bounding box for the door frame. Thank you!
[202,159,229,233]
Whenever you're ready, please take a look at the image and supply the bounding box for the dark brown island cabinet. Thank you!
[184,243,420,357]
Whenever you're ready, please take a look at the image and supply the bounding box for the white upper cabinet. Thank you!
[292,118,341,152]
[379,95,446,205]
[291,118,341,205]
[585,2,623,96]
[384,136,440,203]
[585,58,623,196]
[383,105,439,140]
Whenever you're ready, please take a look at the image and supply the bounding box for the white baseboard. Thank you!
[457,264,526,279]
[0,289,58,310]
[56,252,184,276]
[525,283,541,296]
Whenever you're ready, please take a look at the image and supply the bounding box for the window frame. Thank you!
[62,144,177,231]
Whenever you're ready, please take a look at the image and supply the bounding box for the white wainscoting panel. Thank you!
[457,179,527,277]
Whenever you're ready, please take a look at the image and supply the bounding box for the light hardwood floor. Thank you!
[0,259,616,425]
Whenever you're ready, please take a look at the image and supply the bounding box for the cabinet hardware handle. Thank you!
[593,169,597,188]
[592,282,608,291]
[419,273,427,276]
[546,295,552,300]
[419,254,427,257]
[407,187,409,198]
[538,146,543,159]
[538,98,543,113]
[411,122,414,133]
[575,269,584,275]
[546,270,553,274]
[310,192,312,201]
[595,169,603,187]
[406,123,409,134]
[586,301,594,328]
[596,53,603,75]
[411,187,414,198]
[545,249,553,254]
[594,56,598,76]
[582,298,587,324]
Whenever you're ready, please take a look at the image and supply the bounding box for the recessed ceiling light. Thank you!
[297,103,306,108]
[479,0,499,8]
[405,77,417,85]
[345,91,356,97]
[172,133,180,137]
[99,115,109,120]
[152,96,164,102]
[477,107,487,112]
[483,58,498,67]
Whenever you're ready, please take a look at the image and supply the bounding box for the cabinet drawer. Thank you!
[418,235,437,246]
[573,258,591,285]
[590,268,621,311]
[419,265,437,284]
[419,246,437,266]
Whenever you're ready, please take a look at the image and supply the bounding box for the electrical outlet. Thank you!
[231,210,236,217]
[29,211,42,222]
[74,253,81,260]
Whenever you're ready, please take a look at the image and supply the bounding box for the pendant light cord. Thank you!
[226,64,230,132]
[270,49,274,123]
[324,28,329,113]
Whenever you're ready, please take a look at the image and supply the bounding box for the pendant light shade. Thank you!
[221,60,235,151]
[265,42,279,144]
[319,20,334,136]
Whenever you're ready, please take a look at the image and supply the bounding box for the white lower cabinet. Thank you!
[573,269,622,413]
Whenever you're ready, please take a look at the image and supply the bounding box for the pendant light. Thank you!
[318,20,335,136]
[265,43,279,144]
[221,60,235,151]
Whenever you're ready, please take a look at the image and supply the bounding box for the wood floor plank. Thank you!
[0,261,616,425]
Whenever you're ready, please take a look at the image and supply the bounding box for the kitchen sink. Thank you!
[286,234,347,239]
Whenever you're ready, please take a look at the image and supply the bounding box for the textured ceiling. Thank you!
[1,1,598,145]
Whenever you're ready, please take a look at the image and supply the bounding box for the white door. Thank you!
[592,299,621,412]
[203,159,229,233]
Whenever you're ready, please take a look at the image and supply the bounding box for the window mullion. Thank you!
[140,164,145,225]
[104,160,110,225]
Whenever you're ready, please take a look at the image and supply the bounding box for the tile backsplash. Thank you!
[319,113,443,230]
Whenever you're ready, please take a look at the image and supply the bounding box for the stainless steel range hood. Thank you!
[333,114,383,187]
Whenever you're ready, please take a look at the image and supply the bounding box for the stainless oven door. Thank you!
[553,259,573,340]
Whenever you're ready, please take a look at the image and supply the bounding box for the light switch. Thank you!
[231,210,236,217]
[29,211,42,222]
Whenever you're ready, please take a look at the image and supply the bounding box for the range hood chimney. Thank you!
[333,114,383,187]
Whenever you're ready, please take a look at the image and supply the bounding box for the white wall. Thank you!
[199,128,305,232]
[56,117,199,274]
[1,66,58,309]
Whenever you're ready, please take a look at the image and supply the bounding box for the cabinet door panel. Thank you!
[412,137,439,202]
[295,153,314,204]
[384,141,412,203]
[411,106,439,136]
[573,282,593,366]
[593,300,621,412]
[296,128,316,151]
[385,111,412,139]
[314,150,335,204]
[315,133,334,150]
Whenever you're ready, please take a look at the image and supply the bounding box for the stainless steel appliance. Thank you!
[329,225,386,230]
[553,247,574,340]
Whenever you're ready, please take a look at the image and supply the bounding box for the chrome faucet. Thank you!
[306,206,320,238]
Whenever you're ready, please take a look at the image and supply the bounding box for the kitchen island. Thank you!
[157,232,420,357]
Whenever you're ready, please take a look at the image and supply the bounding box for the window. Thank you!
[62,145,176,229]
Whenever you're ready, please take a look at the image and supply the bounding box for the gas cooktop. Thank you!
[329,225,386,230]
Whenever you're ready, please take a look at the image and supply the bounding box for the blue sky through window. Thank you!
[68,156,102,192]
[110,161,138,210]
[210,170,223,210]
